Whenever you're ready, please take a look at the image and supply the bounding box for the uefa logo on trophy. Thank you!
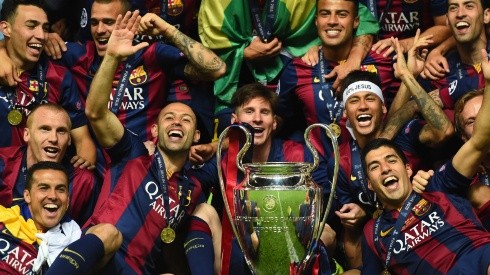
[217,123,339,274]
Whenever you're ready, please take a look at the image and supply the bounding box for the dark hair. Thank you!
[361,138,408,174]
[1,0,46,22]
[26,161,69,190]
[453,89,484,138]
[316,0,359,17]
[447,0,490,11]
[93,0,132,14]
[340,70,382,96]
[231,83,278,115]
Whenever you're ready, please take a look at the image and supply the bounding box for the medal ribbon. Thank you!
[319,48,343,124]
[350,140,375,205]
[159,0,168,20]
[373,192,419,272]
[110,51,142,114]
[153,150,189,229]
[2,61,47,113]
[249,0,278,43]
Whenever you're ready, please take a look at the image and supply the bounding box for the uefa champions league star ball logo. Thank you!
[263,195,278,212]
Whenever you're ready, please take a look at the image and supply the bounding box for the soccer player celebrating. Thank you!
[65,10,217,274]
[0,161,120,274]
[419,0,490,113]
[276,0,399,159]
[360,48,490,274]
[187,83,335,275]
[0,103,100,225]
[329,34,453,270]
[0,0,95,166]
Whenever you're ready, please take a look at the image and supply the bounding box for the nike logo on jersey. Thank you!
[380,227,394,237]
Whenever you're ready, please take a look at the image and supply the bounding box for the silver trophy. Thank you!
[217,123,339,274]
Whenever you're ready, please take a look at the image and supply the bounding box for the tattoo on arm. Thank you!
[170,29,224,76]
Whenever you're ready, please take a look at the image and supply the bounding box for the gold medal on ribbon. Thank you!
[328,123,341,138]
[381,269,391,275]
[160,227,176,243]
[7,109,23,126]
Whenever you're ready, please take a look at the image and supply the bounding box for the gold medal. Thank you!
[160,227,176,243]
[328,123,341,138]
[7,109,23,126]
[381,269,391,275]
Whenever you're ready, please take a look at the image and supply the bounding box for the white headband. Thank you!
[343,81,384,105]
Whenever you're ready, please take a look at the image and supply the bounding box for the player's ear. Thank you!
[0,21,11,38]
[151,124,158,138]
[193,130,200,143]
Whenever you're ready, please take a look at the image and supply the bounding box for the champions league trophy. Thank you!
[217,123,339,274]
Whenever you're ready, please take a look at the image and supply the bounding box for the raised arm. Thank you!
[138,13,225,82]
[85,11,148,148]
[452,49,490,178]
[383,37,454,147]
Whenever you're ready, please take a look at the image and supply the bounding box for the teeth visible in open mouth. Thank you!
[44,203,58,210]
[383,176,397,186]
[44,147,59,154]
[169,130,183,138]
[97,38,109,44]
[326,30,340,35]
[456,22,469,28]
[357,114,372,122]
[28,43,43,49]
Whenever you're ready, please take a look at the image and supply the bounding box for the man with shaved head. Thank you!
[60,11,215,274]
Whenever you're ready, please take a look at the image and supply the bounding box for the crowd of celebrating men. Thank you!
[0,0,489,274]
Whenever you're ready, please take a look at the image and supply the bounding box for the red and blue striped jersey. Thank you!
[61,41,187,142]
[0,58,86,148]
[0,146,100,226]
[419,49,486,110]
[361,0,447,40]
[330,119,428,209]
[362,161,490,274]
[85,129,206,274]
[277,50,399,157]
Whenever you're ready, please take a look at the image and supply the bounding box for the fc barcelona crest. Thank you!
[360,64,378,74]
[129,66,148,86]
[167,0,184,16]
[413,198,431,216]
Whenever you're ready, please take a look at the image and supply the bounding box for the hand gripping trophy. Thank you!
[217,123,339,274]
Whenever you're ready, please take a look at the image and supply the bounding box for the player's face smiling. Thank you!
[24,108,72,166]
[1,5,49,70]
[232,97,277,148]
[447,0,490,44]
[315,0,359,49]
[24,169,69,232]
[91,1,125,57]
[343,91,386,138]
[153,103,200,156]
[365,146,413,211]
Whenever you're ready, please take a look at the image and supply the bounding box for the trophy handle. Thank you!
[216,123,255,272]
[302,123,340,268]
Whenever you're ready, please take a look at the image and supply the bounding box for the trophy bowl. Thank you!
[218,124,339,275]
